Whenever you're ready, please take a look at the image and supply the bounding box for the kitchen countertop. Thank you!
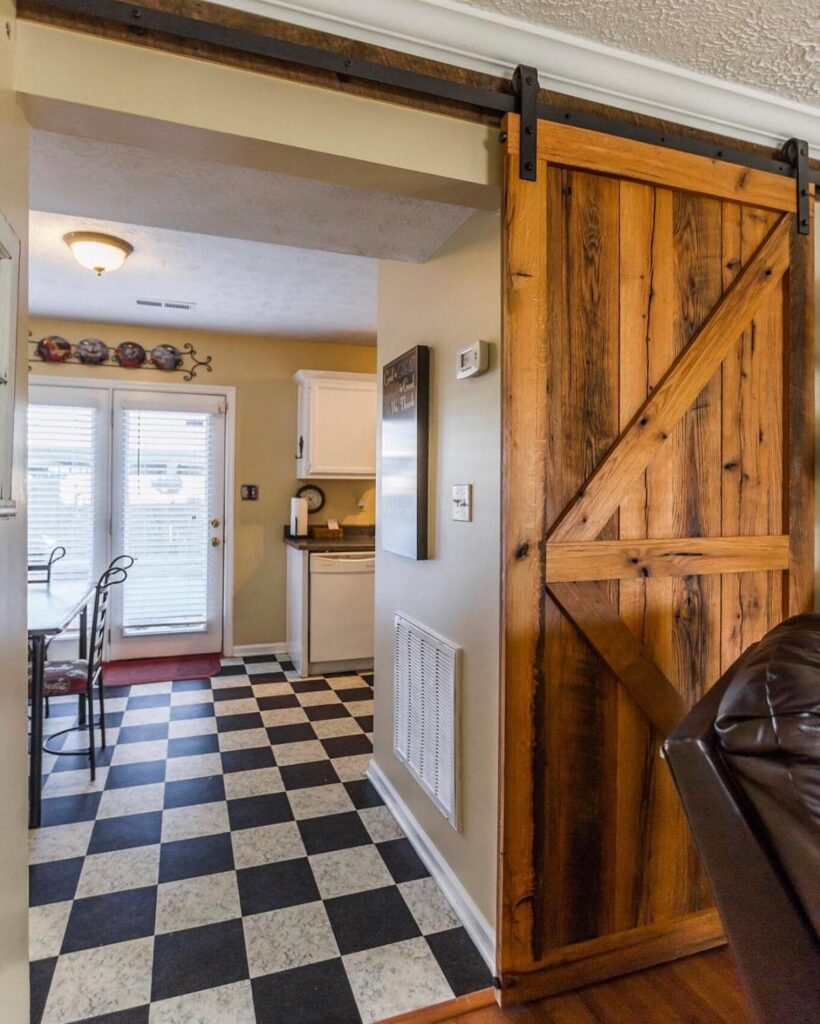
[283,527,375,552]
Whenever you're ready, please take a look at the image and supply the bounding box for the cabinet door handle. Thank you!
[296,435,304,460]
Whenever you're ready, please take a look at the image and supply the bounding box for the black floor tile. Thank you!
[266,722,316,746]
[221,746,275,773]
[426,927,493,996]
[377,838,430,884]
[320,734,372,759]
[29,857,84,906]
[335,687,374,703]
[298,812,371,855]
[243,654,281,665]
[214,664,247,677]
[102,685,132,699]
[216,711,264,733]
[325,885,420,955]
[106,760,166,790]
[126,694,171,710]
[159,832,234,883]
[344,779,383,810]
[237,858,319,916]
[248,671,287,683]
[256,694,300,711]
[291,679,330,694]
[252,959,361,1024]
[168,733,220,758]
[279,760,339,791]
[354,715,374,733]
[172,678,211,692]
[212,685,254,703]
[277,660,295,672]
[89,811,163,854]
[40,791,102,827]
[164,775,225,809]
[227,792,293,831]
[61,886,157,953]
[169,702,214,721]
[100,711,125,729]
[30,957,56,1024]
[151,919,249,1001]
[118,723,169,744]
[75,1008,150,1024]
[304,703,350,722]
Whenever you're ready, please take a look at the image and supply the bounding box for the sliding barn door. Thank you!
[499,115,814,1003]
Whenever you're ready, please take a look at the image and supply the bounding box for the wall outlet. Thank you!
[452,484,472,522]
[240,483,259,500]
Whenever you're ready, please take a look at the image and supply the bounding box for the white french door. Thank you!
[109,390,226,658]
[27,382,228,661]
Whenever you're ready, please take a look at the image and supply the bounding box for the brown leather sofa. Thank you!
[664,614,820,1024]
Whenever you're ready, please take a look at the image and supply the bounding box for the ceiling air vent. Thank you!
[135,297,197,311]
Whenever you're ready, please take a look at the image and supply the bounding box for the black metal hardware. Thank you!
[296,435,304,461]
[783,138,810,235]
[29,0,820,191]
[512,65,539,181]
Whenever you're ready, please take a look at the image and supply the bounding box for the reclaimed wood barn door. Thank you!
[498,114,814,1003]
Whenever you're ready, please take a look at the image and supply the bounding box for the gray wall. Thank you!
[374,210,501,929]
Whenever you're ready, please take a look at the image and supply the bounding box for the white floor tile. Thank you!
[332,754,373,782]
[155,870,241,933]
[121,707,170,726]
[75,844,161,899]
[29,821,94,864]
[111,740,168,765]
[149,979,257,1024]
[223,767,283,801]
[399,877,461,934]
[42,768,109,799]
[359,805,405,843]
[260,707,308,727]
[170,689,214,706]
[296,690,340,706]
[168,717,217,739]
[270,740,326,766]
[164,752,222,782]
[288,783,355,821]
[311,717,363,739]
[344,937,453,1024]
[43,937,154,1024]
[217,728,269,752]
[29,900,72,960]
[161,801,230,843]
[243,902,338,977]
[310,845,393,900]
[230,821,305,870]
[214,698,259,717]
[96,783,165,820]
[251,682,292,698]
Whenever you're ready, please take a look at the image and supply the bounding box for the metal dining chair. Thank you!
[28,546,67,584]
[36,555,134,781]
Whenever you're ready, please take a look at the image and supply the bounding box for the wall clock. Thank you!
[296,484,325,513]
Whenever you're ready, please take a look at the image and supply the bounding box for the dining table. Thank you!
[28,579,95,829]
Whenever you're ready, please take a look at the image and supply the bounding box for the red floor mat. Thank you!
[102,653,222,686]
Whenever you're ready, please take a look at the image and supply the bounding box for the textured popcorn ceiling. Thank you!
[455,0,819,105]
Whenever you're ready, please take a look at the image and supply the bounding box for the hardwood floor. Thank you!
[386,949,753,1023]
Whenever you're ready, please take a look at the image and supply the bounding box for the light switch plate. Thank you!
[452,484,472,522]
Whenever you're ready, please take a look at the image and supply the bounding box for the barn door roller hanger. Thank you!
[32,0,820,213]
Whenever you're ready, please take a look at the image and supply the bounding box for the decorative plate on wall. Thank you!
[114,341,146,368]
[36,336,72,363]
[76,338,109,365]
[150,344,183,371]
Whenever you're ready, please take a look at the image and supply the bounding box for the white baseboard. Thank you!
[367,758,496,973]
[231,642,291,658]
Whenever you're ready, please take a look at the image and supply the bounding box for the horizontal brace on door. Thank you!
[29,0,820,189]
[546,535,790,582]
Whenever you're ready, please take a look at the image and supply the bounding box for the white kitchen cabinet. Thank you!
[294,370,377,479]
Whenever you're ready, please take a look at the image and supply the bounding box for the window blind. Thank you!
[27,403,98,582]
[120,407,212,635]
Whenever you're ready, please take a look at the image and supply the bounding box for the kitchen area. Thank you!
[285,369,377,677]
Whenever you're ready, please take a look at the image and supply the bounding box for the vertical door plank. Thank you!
[542,168,621,951]
[499,146,549,975]
[720,205,783,673]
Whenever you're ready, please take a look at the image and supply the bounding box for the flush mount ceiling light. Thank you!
[63,231,134,276]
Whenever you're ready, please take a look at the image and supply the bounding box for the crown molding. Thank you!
[216,0,820,158]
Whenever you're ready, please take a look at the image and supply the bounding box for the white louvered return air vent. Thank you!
[136,297,197,311]
[393,613,460,829]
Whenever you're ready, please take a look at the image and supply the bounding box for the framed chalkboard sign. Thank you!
[381,345,430,560]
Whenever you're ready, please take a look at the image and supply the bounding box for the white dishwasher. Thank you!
[309,551,375,664]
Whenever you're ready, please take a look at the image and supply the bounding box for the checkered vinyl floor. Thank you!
[29,657,491,1024]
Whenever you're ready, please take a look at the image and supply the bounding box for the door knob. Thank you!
[211,537,221,547]
[210,518,221,528]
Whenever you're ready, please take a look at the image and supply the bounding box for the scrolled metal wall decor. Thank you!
[28,333,213,382]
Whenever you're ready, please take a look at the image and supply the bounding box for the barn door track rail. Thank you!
[28,0,820,223]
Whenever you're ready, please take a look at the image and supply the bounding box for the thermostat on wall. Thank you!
[456,340,489,379]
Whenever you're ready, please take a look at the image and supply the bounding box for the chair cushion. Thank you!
[28,660,90,697]
[715,614,820,936]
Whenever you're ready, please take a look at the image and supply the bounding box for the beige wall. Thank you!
[0,2,31,1018]
[28,318,376,649]
[374,210,501,929]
